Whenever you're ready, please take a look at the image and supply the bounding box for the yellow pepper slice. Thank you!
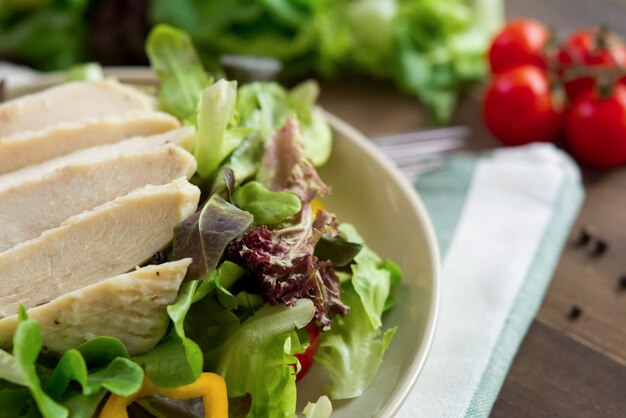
[99,373,228,418]
[311,198,324,216]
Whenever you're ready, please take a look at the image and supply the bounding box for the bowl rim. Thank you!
[6,67,441,417]
[324,113,440,417]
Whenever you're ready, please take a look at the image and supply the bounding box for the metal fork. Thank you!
[372,126,469,177]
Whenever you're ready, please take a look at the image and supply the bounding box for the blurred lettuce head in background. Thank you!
[0,0,503,123]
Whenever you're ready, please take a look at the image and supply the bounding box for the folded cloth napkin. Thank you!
[397,143,584,417]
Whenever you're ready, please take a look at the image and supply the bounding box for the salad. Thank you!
[0,25,401,418]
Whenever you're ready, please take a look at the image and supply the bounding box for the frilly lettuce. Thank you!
[315,224,400,399]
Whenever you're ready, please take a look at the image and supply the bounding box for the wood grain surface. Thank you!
[319,0,626,416]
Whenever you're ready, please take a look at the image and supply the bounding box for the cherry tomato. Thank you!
[557,28,626,101]
[295,323,320,381]
[489,19,550,73]
[483,65,562,146]
[565,84,626,168]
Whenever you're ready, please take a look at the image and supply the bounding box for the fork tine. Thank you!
[374,126,468,177]
[381,137,466,161]
[400,160,448,177]
[372,126,470,146]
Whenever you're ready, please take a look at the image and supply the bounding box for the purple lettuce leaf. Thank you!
[172,195,254,280]
[257,118,329,203]
[228,208,347,326]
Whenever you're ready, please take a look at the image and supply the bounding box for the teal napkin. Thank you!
[397,144,584,417]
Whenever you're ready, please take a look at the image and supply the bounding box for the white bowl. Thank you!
[6,69,440,417]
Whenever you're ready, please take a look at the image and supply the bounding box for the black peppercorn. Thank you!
[575,227,592,246]
[591,239,609,256]
[568,305,583,320]
[618,275,626,290]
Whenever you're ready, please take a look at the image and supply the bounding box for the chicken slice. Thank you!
[0,259,192,355]
[0,141,197,252]
[0,126,194,191]
[0,111,181,175]
[0,177,200,317]
[0,80,157,137]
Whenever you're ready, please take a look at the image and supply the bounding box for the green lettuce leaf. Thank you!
[214,261,245,310]
[314,235,362,267]
[1,320,142,418]
[217,299,315,417]
[339,224,390,329]
[62,390,106,418]
[0,2,88,71]
[134,281,203,389]
[303,395,333,418]
[209,135,265,195]
[0,388,39,418]
[195,79,241,178]
[0,308,67,418]
[49,337,143,400]
[146,24,211,122]
[316,284,397,400]
[237,81,332,166]
[63,63,104,82]
[233,181,301,225]
[185,295,241,372]
[315,224,399,399]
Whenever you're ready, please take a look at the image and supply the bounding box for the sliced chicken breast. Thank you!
[0,111,181,175]
[0,142,197,252]
[0,80,156,137]
[0,126,194,191]
[0,259,191,355]
[0,178,200,317]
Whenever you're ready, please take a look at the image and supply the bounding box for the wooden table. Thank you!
[319,0,626,416]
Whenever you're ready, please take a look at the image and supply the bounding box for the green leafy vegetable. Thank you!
[171,194,254,280]
[135,281,203,389]
[340,224,394,329]
[314,235,363,267]
[214,261,245,310]
[0,1,88,71]
[146,24,211,122]
[77,337,130,368]
[195,79,240,178]
[185,295,241,372]
[381,259,402,312]
[1,308,68,418]
[0,316,144,418]
[237,81,332,166]
[63,63,104,82]
[0,388,39,418]
[63,390,106,418]
[303,395,333,418]
[209,135,265,195]
[233,181,301,225]
[84,358,143,397]
[217,299,315,417]
[46,339,143,405]
[316,285,397,400]
[148,0,502,123]
[315,224,399,399]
